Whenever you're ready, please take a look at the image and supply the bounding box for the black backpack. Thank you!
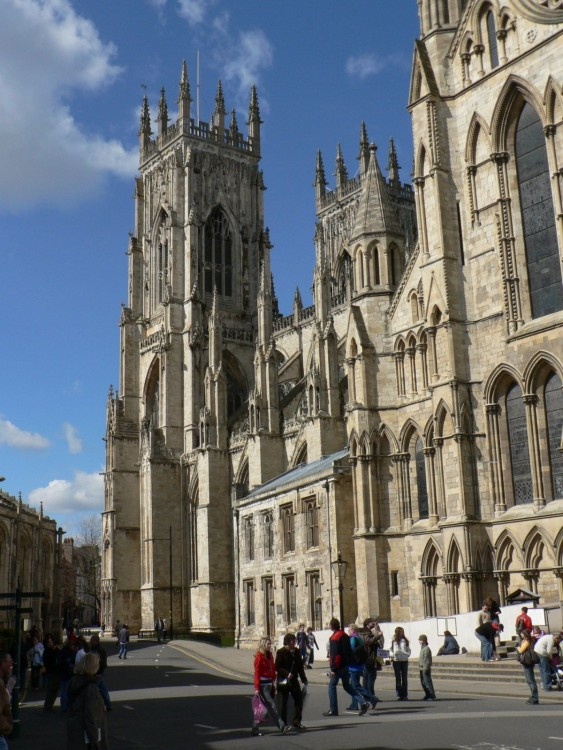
[351,635,368,665]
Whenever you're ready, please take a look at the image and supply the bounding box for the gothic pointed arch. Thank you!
[234,458,249,500]
[495,530,521,570]
[202,204,235,300]
[378,424,399,455]
[465,111,491,164]
[414,141,427,179]
[150,208,170,310]
[292,441,308,468]
[401,420,429,520]
[446,537,464,572]
[222,350,248,423]
[421,539,442,617]
[491,75,546,153]
[484,363,523,403]
[524,351,563,394]
[144,357,161,427]
[522,527,553,569]
[545,75,563,127]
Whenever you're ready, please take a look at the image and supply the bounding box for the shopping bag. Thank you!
[252,694,268,724]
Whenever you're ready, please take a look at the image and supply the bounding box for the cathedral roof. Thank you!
[244,448,349,501]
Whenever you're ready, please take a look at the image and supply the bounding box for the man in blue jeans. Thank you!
[322,617,370,717]
[534,632,562,691]
[474,621,496,662]
[118,623,130,659]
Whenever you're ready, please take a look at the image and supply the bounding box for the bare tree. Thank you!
[74,515,102,626]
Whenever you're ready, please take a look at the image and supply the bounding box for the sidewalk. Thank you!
[165,638,563,703]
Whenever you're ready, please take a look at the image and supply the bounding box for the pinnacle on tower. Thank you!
[158,87,169,135]
[211,81,226,132]
[248,85,262,156]
[229,109,239,137]
[388,137,401,185]
[178,60,192,123]
[315,150,327,201]
[139,94,152,137]
[335,143,348,188]
[358,121,370,176]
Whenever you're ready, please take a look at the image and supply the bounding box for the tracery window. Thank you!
[545,373,563,499]
[515,103,563,318]
[203,207,233,297]
[415,437,429,519]
[506,383,533,504]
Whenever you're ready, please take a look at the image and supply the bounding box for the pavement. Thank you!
[164,637,563,703]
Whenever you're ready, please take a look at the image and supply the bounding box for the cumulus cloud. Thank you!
[345,53,387,79]
[0,418,50,450]
[30,470,103,516]
[62,422,83,454]
[0,0,137,212]
[177,0,209,25]
[221,28,273,101]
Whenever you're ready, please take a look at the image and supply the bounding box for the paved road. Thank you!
[19,640,563,750]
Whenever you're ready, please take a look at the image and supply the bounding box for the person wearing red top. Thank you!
[516,607,533,639]
[252,637,290,736]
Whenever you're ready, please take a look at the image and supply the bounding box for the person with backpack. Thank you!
[345,624,376,712]
[515,607,533,639]
[322,617,370,717]
[362,618,383,707]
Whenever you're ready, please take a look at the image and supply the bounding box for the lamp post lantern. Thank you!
[331,551,348,626]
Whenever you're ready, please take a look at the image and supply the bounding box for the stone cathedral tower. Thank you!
[102,67,272,634]
[104,1,563,644]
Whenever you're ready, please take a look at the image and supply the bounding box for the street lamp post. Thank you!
[144,526,173,640]
[331,551,348,627]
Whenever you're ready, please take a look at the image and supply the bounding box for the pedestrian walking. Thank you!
[305,627,319,669]
[66,652,109,749]
[322,617,370,717]
[418,635,436,701]
[118,624,129,660]
[296,624,308,665]
[42,634,61,712]
[90,634,112,711]
[154,618,164,643]
[517,629,539,704]
[345,624,375,711]
[251,637,290,736]
[362,618,383,706]
[275,633,308,731]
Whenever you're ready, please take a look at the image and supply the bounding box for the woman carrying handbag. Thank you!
[516,629,540,705]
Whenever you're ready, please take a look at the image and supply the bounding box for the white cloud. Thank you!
[62,422,83,455]
[30,470,103,516]
[0,418,51,450]
[0,0,137,212]
[177,0,208,25]
[345,53,386,79]
[221,29,273,101]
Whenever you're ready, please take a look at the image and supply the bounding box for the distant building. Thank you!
[0,488,63,635]
[103,0,563,642]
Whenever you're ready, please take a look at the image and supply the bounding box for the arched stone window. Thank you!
[486,11,499,68]
[506,383,533,505]
[203,207,233,298]
[515,103,563,318]
[544,372,563,499]
[415,436,429,519]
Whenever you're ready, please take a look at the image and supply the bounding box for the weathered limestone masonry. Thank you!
[103,1,563,644]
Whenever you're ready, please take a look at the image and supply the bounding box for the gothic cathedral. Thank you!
[102,0,563,644]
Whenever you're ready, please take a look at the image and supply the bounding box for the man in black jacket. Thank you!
[275,633,308,731]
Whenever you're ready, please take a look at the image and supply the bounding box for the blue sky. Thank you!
[0,0,419,536]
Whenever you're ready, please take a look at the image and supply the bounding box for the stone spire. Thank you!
[177,60,192,123]
[315,149,327,204]
[358,121,370,177]
[229,109,239,141]
[212,80,226,132]
[335,143,348,189]
[157,87,169,136]
[248,85,262,155]
[139,93,152,150]
[388,137,401,187]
